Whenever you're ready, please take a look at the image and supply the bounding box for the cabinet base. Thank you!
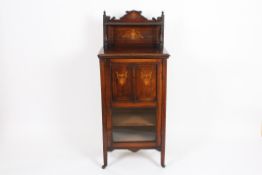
[102,148,166,168]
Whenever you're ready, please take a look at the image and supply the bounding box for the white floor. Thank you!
[1,136,261,175]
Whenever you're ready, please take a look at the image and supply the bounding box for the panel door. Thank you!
[134,64,157,102]
[111,63,133,102]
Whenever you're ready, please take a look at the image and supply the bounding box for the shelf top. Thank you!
[98,47,170,59]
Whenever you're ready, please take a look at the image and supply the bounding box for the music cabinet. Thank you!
[98,10,170,168]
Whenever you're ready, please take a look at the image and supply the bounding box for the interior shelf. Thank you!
[112,108,156,127]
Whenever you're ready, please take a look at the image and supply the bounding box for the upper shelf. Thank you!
[103,10,164,50]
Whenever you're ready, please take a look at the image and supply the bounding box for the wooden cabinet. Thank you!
[98,10,170,168]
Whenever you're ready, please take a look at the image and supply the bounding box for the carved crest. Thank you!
[118,10,148,22]
[104,10,164,23]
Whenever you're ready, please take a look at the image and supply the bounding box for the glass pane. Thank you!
[112,108,156,142]
[113,127,155,142]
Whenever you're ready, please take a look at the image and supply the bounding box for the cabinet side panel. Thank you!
[99,59,108,153]
[161,59,167,166]
[105,60,112,148]
[156,63,162,146]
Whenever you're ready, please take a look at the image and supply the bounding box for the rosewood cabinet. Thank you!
[98,10,170,168]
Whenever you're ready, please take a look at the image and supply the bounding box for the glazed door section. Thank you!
[111,108,156,142]
[111,63,157,103]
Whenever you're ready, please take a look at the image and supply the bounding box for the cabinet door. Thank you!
[135,64,157,102]
[111,63,133,102]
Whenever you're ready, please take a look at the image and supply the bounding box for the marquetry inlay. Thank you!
[141,71,152,86]
[116,71,128,86]
[121,29,144,40]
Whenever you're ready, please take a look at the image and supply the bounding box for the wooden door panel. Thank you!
[135,64,157,102]
[111,64,133,102]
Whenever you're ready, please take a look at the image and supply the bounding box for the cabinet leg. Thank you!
[161,149,165,168]
[102,164,107,169]
[102,149,107,169]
